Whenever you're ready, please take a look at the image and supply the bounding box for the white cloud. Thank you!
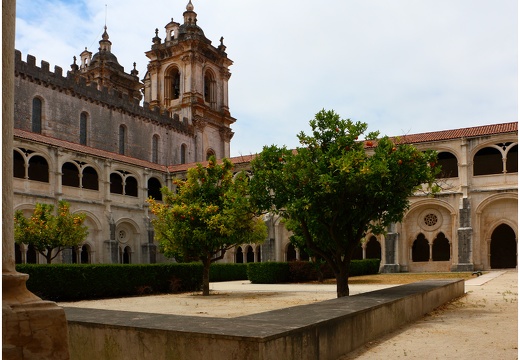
[15,0,517,157]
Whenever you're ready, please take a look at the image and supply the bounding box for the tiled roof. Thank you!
[14,122,518,173]
[390,122,517,144]
[14,129,167,172]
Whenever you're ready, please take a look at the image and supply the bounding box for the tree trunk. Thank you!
[335,263,350,297]
[43,249,53,264]
[202,257,211,296]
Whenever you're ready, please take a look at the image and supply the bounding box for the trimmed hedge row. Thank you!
[15,260,378,300]
[248,259,381,284]
[16,263,204,301]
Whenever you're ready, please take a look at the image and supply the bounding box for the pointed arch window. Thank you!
[32,97,42,133]
[80,112,88,145]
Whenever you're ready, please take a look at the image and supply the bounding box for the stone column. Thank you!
[2,2,70,358]
[381,224,400,273]
[454,198,474,271]
[192,116,206,162]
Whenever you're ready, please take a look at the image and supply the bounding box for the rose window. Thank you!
[424,213,438,227]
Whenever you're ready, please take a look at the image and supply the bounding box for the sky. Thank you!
[15,0,518,157]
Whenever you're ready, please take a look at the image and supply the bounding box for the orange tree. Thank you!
[148,156,267,296]
[249,109,440,297]
[14,200,89,264]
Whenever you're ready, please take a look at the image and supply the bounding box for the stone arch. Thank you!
[27,154,49,182]
[490,224,517,269]
[432,232,450,261]
[115,219,140,263]
[235,246,243,263]
[506,144,517,173]
[82,165,99,190]
[206,148,216,161]
[13,149,25,179]
[147,177,163,200]
[125,175,138,197]
[366,236,381,260]
[412,233,429,262]
[203,67,217,107]
[436,151,459,178]
[245,245,254,263]
[110,172,124,194]
[165,65,181,100]
[62,161,80,187]
[473,145,504,176]
[286,243,297,262]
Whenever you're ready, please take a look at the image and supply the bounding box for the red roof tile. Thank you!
[14,129,167,172]
[14,122,518,173]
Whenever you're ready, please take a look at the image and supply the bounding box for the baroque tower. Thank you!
[143,1,235,161]
[70,26,143,102]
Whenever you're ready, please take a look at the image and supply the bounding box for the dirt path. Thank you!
[339,270,518,360]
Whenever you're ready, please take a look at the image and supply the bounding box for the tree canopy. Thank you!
[250,109,440,297]
[148,156,267,295]
[14,200,89,264]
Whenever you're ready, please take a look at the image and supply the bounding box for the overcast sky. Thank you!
[15,0,517,157]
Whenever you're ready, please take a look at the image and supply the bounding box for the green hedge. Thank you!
[248,259,381,284]
[209,263,248,282]
[16,263,203,301]
[15,259,380,300]
[247,262,290,284]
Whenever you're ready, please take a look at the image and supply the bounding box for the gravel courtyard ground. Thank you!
[60,270,517,359]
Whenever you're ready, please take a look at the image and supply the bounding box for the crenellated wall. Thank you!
[14,50,196,166]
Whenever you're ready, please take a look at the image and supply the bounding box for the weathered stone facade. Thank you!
[11,2,517,272]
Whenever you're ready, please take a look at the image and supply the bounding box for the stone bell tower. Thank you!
[143,0,235,161]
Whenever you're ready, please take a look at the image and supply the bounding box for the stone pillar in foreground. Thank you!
[2,2,70,358]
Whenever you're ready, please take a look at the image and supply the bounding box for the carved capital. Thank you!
[192,116,207,131]
[219,127,234,142]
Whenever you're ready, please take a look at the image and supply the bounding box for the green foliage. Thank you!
[16,263,203,301]
[148,156,267,295]
[209,263,248,282]
[247,262,290,284]
[250,109,439,296]
[14,200,89,263]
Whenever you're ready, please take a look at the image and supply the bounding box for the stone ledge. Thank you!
[64,279,464,360]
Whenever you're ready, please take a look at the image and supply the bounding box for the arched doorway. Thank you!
[81,244,91,264]
[490,224,517,268]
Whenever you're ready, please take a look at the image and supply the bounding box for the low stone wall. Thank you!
[64,279,464,360]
